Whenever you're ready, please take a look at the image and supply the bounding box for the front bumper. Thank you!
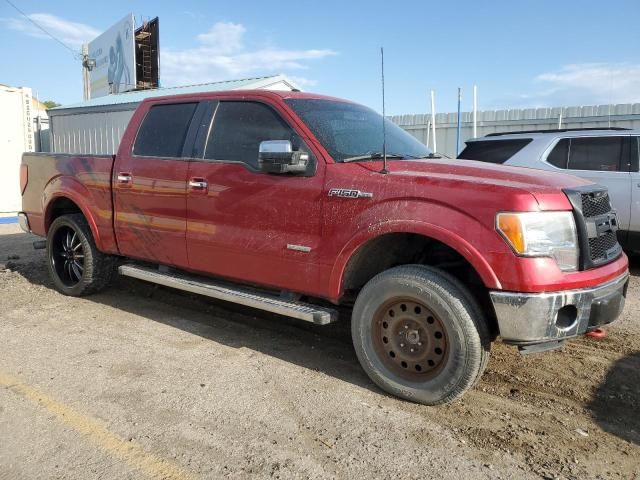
[17,212,30,233]
[490,273,629,345]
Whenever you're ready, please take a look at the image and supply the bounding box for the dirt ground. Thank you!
[0,223,638,480]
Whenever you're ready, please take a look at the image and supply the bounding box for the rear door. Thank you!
[185,99,327,294]
[546,136,633,241]
[114,101,199,268]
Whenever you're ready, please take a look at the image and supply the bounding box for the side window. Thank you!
[546,138,570,169]
[568,137,624,172]
[457,139,532,164]
[133,102,198,158]
[204,101,293,168]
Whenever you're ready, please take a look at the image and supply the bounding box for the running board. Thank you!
[118,265,338,325]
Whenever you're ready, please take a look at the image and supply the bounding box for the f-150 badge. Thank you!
[328,188,373,199]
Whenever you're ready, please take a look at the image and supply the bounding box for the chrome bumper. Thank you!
[490,273,629,345]
[17,212,30,233]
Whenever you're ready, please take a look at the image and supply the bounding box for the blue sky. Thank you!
[1,0,639,114]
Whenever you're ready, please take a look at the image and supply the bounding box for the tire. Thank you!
[47,213,116,296]
[351,265,491,405]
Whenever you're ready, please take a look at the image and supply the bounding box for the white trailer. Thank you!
[0,85,34,215]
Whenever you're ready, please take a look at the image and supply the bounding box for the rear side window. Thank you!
[457,139,532,164]
[133,102,198,157]
[205,101,293,168]
[546,138,570,168]
[568,137,624,171]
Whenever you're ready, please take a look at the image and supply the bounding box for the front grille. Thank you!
[588,231,618,261]
[581,191,611,217]
[564,186,622,269]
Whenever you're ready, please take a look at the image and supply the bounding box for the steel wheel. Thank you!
[50,225,85,287]
[372,299,449,381]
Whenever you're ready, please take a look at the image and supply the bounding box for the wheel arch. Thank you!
[330,221,502,300]
[43,186,105,252]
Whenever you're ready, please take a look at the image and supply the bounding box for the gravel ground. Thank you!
[0,224,638,480]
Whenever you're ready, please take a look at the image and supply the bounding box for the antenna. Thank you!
[380,47,388,174]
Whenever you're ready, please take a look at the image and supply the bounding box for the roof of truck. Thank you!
[141,88,352,105]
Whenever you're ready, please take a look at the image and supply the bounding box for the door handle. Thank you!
[117,172,132,184]
[189,179,208,189]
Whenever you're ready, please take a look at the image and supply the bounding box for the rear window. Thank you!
[133,102,198,158]
[457,139,532,164]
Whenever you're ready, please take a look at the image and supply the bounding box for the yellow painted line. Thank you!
[0,370,193,480]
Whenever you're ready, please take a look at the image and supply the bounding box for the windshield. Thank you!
[286,99,432,162]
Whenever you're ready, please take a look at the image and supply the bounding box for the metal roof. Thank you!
[50,74,299,113]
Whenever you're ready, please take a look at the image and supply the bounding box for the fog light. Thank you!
[556,305,578,330]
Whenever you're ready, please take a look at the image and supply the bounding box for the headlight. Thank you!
[496,211,579,272]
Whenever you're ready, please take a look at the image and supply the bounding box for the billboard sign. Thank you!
[88,14,136,98]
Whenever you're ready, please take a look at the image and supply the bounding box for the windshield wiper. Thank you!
[341,152,406,163]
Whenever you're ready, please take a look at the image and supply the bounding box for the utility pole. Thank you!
[473,85,478,138]
[455,87,462,157]
[430,90,437,153]
[81,44,96,101]
[558,108,563,129]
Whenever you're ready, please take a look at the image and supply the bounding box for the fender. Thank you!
[328,218,503,300]
[42,175,118,254]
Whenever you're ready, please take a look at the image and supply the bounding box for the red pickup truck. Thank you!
[19,90,629,404]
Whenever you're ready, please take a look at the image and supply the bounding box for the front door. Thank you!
[114,101,199,268]
[185,100,327,295]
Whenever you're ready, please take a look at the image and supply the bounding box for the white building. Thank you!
[48,74,300,155]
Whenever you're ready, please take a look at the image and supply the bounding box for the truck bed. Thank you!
[21,153,118,254]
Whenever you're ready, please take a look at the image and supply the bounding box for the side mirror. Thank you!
[258,140,309,174]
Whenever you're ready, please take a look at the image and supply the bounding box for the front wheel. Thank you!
[351,265,490,405]
[47,213,115,296]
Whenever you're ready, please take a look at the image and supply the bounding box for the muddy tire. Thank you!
[47,214,116,296]
[351,265,491,405]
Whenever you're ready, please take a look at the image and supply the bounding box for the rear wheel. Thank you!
[47,214,115,296]
[351,265,490,405]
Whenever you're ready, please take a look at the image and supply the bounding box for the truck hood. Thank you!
[357,158,592,210]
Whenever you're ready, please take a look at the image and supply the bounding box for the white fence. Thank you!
[390,104,640,158]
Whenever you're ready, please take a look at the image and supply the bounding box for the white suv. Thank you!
[458,128,639,252]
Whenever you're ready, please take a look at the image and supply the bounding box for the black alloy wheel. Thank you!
[50,225,85,287]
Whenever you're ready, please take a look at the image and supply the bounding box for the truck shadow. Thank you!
[6,230,640,411]
[587,352,640,445]
[6,239,379,396]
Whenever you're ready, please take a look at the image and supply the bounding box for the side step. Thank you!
[118,265,338,325]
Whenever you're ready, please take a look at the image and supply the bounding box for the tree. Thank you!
[43,100,61,109]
